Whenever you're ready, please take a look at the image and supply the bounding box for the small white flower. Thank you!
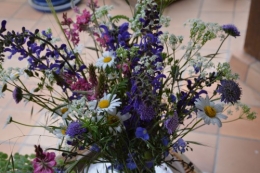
[195,95,227,127]
[3,115,12,129]
[108,72,119,80]
[9,71,20,81]
[73,44,84,54]
[96,51,116,69]
[53,122,68,139]
[88,93,121,113]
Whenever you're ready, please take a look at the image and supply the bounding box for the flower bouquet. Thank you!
[0,0,256,172]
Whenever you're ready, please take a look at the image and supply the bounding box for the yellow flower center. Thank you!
[61,108,68,114]
[61,129,66,135]
[103,56,112,63]
[107,115,120,126]
[98,100,110,108]
[204,106,217,118]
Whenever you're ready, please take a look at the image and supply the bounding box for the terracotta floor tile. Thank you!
[230,31,246,52]
[4,18,36,31]
[13,3,44,20]
[165,11,200,28]
[235,0,251,12]
[0,1,24,18]
[201,0,235,12]
[0,109,42,142]
[184,132,217,173]
[233,12,249,31]
[0,142,20,155]
[164,0,202,12]
[200,11,233,25]
[216,136,260,173]
[221,106,260,140]
[239,80,260,107]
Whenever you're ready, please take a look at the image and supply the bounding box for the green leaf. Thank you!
[111,15,130,23]
[2,83,7,92]
[24,69,34,77]
[85,46,99,51]
[186,141,208,147]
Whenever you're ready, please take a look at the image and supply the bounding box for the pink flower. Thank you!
[32,145,56,173]
[94,32,109,47]
[117,63,130,74]
[74,9,91,32]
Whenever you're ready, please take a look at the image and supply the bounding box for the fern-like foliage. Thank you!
[111,15,130,23]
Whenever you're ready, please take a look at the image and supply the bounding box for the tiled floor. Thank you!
[0,0,259,173]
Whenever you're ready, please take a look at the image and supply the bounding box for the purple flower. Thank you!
[173,138,186,153]
[126,153,137,170]
[1,20,7,32]
[90,144,100,152]
[126,161,137,170]
[217,80,241,104]
[169,94,176,102]
[137,102,155,121]
[222,24,240,37]
[66,121,87,138]
[32,145,56,173]
[13,86,23,104]
[135,127,149,140]
[164,112,179,134]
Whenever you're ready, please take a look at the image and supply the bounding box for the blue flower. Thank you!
[137,102,155,121]
[173,138,186,153]
[66,121,87,138]
[126,153,137,170]
[1,20,7,33]
[135,127,149,140]
[217,80,241,104]
[169,94,176,102]
[222,24,240,37]
[164,112,179,134]
[90,144,100,152]
[13,86,23,104]
[161,136,169,146]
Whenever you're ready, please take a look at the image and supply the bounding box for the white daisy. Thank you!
[96,51,116,69]
[194,95,227,127]
[53,122,68,139]
[107,111,131,133]
[3,115,12,129]
[88,93,121,113]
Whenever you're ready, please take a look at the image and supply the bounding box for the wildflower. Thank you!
[3,115,12,129]
[172,138,186,153]
[9,71,19,81]
[108,72,119,80]
[89,93,121,113]
[96,51,116,69]
[90,144,100,152]
[135,127,149,141]
[126,153,137,170]
[137,102,155,121]
[222,24,240,37]
[32,145,56,173]
[66,121,87,138]
[169,94,176,102]
[164,112,179,134]
[217,80,242,104]
[13,86,23,104]
[53,122,67,139]
[107,112,131,133]
[195,95,227,127]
